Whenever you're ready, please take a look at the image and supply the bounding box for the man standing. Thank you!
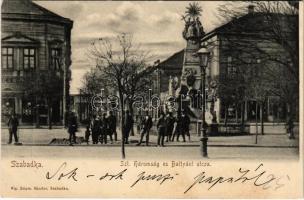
[174,114,185,142]
[166,112,175,142]
[91,115,101,144]
[68,112,78,146]
[181,112,191,141]
[123,110,133,144]
[157,112,167,147]
[171,113,181,142]
[108,111,117,141]
[7,113,19,144]
[136,111,153,146]
[286,115,295,139]
[100,113,109,144]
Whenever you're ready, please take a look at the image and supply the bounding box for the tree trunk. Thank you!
[119,89,126,159]
[255,101,258,144]
[129,101,135,136]
[260,102,264,135]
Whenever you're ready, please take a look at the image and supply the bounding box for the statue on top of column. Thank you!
[182,2,205,41]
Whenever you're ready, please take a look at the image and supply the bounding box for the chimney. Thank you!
[248,5,255,14]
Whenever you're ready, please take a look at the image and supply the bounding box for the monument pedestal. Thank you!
[209,123,219,136]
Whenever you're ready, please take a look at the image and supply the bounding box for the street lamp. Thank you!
[195,47,210,157]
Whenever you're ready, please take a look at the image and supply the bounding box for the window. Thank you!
[227,56,237,76]
[23,48,36,70]
[1,47,14,69]
[50,48,61,70]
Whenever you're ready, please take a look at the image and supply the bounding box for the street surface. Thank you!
[1,127,299,160]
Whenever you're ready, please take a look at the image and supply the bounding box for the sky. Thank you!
[35,1,225,94]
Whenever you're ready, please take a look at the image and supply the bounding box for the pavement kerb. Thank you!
[1,143,298,148]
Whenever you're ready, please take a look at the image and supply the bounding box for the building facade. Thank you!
[202,8,298,125]
[156,6,298,129]
[1,0,73,125]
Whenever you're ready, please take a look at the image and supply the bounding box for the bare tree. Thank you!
[215,1,298,137]
[82,68,108,95]
[87,33,157,158]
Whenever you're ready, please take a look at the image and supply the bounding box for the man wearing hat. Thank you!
[136,111,153,146]
[68,111,78,146]
[7,113,19,144]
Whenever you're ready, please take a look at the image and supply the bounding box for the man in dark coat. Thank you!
[181,112,191,141]
[286,115,295,139]
[172,114,184,142]
[100,113,109,144]
[157,112,167,147]
[68,112,78,146]
[136,111,153,146]
[166,112,175,142]
[123,110,133,144]
[108,111,117,141]
[91,115,101,144]
[7,113,19,144]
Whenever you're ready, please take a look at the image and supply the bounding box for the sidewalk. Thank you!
[1,127,299,148]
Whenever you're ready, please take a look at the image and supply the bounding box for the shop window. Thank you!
[1,47,14,70]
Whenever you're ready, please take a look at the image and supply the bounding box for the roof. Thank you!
[202,12,297,41]
[1,0,73,26]
[2,32,40,45]
[158,49,184,73]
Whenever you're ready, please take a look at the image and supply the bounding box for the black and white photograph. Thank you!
[0,0,303,198]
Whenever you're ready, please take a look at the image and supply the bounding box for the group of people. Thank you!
[86,111,118,145]
[67,110,193,146]
[131,110,192,147]
[6,110,191,146]
[155,111,191,146]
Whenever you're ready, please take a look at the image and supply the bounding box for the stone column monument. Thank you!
[177,3,205,114]
[181,19,205,94]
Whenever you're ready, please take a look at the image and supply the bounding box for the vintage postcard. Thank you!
[0,0,303,198]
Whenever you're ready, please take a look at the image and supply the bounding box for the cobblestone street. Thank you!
[1,127,299,160]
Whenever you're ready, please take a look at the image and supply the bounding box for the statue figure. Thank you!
[187,22,195,39]
[182,16,193,40]
[181,3,205,41]
[168,76,180,97]
[186,17,191,29]
[185,69,196,87]
[195,17,205,37]
[172,76,179,91]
